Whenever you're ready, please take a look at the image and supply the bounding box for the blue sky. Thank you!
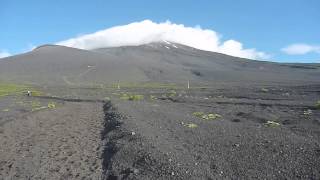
[1,0,319,62]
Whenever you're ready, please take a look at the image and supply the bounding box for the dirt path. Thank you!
[0,102,104,180]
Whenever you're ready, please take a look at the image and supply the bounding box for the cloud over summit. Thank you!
[0,50,11,58]
[57,20,268,59]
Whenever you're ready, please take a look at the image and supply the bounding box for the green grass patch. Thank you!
[193,112,222,120]
[192,111,205,118]
[2,108,10,112]
[119,93,144,101]
[30,90,45,97]
[0,83,27,97]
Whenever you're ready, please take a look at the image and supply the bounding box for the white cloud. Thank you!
[0,50,11,58]
[57,20,268,59]
[281,44,320,55]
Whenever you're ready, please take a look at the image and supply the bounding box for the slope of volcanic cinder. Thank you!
[0,43,319,86]
[0,101,105,179]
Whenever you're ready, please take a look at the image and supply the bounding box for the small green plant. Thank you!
[192,112,205,118]
[316,100,320,110]
[265,120,280,127]
[2,108,9,112]
[193,112,222,120]
[261,88,269,92]
[186,123,198,128]
[203,113,222,120]
[48,102,56,109]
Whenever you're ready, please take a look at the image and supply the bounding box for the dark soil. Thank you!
[1,83,320,179]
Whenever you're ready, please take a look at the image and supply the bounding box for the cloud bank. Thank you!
[57,20,268,59]
[281,43,320,55]
[0,50,11,58]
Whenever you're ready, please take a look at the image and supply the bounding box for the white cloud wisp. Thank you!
[281,43,320,55]
[0,50,11,58]
[57,20,269,59]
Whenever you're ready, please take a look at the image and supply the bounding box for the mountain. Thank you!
[0,42,319,86]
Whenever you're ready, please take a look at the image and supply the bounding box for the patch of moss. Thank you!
[186,123,198,128]
[193,112,222,120]
[29,90,44,97]
[0,83,27,97]
[119,93,144,101]
[192,112,205,118]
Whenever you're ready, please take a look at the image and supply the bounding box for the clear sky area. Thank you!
[1,0,319,62]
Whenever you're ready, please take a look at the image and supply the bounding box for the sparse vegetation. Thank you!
[2,108,9,112]
[167,89,177,98]
[192,111,222,120]
[30,90,44,97]
[48,102,56,109]
[265,120,280,127]
[119,93,144,101]
[261,88,269,92]
[192,111,205,118]
[150,95,157,100]
[185,123,198,128]
[0,83,27,97]
[316,100,320,110]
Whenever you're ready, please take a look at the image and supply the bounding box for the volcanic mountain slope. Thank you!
[0,42,319,86]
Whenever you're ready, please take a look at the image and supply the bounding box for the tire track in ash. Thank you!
[101,101,126,180]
